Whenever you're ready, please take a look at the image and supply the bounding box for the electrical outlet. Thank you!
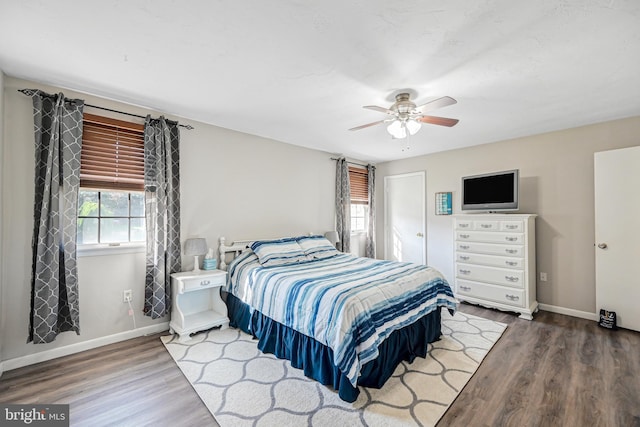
[540,272,547,282]
[123,290,133,303]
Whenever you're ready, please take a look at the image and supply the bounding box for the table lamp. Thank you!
[184,238,208,272]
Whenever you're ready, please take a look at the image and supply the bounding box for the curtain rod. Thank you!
[85,104,194,130]
[18,89,194,130]
[330,157,370,168]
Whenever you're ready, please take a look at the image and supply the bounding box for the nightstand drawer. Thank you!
[182,273,225,291]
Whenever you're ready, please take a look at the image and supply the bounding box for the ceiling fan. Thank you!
[349,93,459,139]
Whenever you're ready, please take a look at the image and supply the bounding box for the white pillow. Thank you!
[296,235,340,259]
[250,238,310,267]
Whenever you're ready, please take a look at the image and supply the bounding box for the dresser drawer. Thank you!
[181,273,226,292]
[474,220,499,231]
[456,231,523,245]
[456,280,525,308]
[456,241,524,257]
[455,219,473,230]
[456,252,524,269]
[500,220,524,232]
[456,263,524,288]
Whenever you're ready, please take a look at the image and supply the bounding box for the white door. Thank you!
[594,145,640,332]
[384,172,425,264]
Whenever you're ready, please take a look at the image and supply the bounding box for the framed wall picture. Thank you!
[435,192,452,215]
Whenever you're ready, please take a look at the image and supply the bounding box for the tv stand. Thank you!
[453,214,537,320]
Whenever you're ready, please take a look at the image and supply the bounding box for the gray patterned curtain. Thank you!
[23,89,84,344]
[143,116,181,319]
[335,157,351,252]
[365,164,376,258]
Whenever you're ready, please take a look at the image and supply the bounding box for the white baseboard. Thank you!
[1,322,169,374]
[538,303,598,321]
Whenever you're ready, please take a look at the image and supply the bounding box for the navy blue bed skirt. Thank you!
[225,293,443,402]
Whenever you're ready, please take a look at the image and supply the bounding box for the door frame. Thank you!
[383,171,426,264]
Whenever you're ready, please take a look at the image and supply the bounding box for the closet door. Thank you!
[383,172,425,264]
[594,145,640,332]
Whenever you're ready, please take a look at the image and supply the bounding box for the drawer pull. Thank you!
[200,280,211,286]
[505,261,518,266]
[505,237,518,242]
[459,285,471,291]
[480,224,492,229]
[505,225,518,230]
[459,255,470,261]
[460,234,470,239]
[459,223,469,228]
[459,269,471,275]
[505,294,520,301]
[460,245,470,250]
[505,276,519,282]
[505,249,518,254]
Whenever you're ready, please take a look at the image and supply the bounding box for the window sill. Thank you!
[77,243,145,257]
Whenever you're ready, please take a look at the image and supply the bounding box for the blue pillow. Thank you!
[250,238,310,267]
[297,235,340,259]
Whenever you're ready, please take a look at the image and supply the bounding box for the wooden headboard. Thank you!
[218,237,255,270]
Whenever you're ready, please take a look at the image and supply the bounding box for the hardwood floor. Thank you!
[441,304,640,427]
[1,304,639,426]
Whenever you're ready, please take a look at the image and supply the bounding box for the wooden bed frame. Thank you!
[218,236,253,270]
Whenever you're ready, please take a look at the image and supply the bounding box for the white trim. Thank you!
[1,322,169,374]
[77,243,145,257]
[538,303,598,321]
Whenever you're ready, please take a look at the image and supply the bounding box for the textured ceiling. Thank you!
[1,0,639,162]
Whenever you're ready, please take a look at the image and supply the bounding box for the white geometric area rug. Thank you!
[161,310,506,427]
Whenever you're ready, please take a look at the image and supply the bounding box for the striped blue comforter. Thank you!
[226,251,457,387]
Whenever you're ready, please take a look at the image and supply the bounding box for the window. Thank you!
[77,190,145,244]
[77,114,145,245]
[349,166,369,232]
[351,204,368,232]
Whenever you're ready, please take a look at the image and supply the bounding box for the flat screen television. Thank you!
[461,169,519,211]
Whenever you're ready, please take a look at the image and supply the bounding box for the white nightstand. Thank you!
[170,269,229,341]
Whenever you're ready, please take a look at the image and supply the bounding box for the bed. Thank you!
[219,235,457,402]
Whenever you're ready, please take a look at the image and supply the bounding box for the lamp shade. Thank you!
[324,231,340,246]
[386,120,407,139]
[184,238,207,256]
[406,119,422,136]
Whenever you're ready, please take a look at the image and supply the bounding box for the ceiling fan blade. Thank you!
[349,120,387,131]
[416,96,457,113]
[417,115,459,127]
[363,105,394,115]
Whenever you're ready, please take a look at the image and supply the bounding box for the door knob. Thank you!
[417,232,424,237]
[597,243,608,249]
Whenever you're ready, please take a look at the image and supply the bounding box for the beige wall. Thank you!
[1,76,335,363]
[376,116,640,314]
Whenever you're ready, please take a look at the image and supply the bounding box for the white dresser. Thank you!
[454,214,537,320]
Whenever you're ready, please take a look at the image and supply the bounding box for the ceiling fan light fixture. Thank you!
[386,120,407,139]
[406,119,422,136]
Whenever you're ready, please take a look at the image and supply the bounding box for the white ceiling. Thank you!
[1,1,639,163]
